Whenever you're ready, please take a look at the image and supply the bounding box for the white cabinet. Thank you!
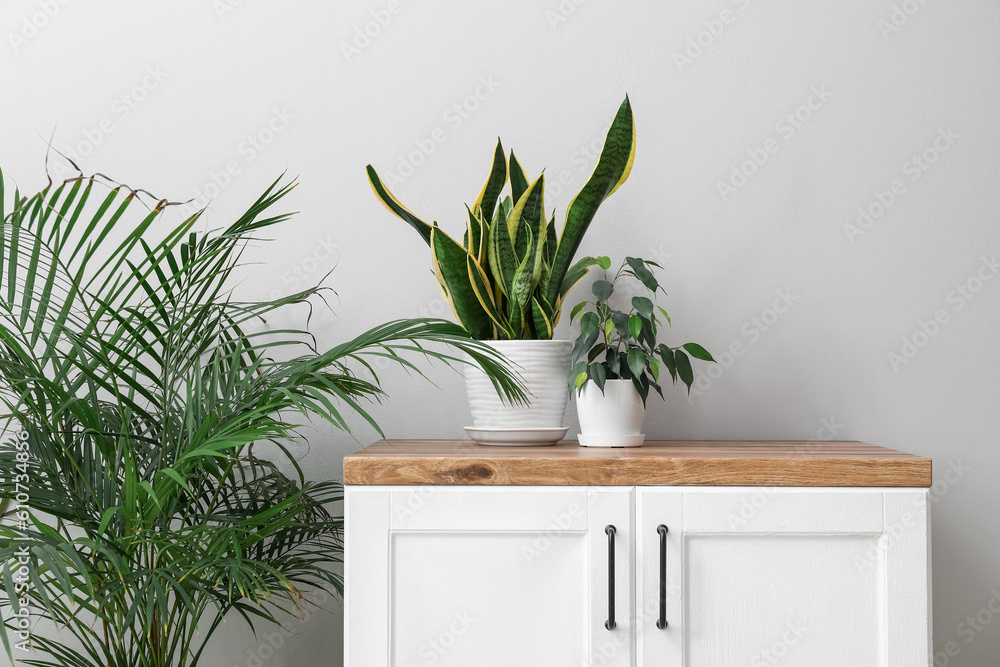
[345,486,931,667]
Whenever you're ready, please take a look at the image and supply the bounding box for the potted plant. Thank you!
[0,168,524,666]
[569,257,714,447]
[366,96,637,444]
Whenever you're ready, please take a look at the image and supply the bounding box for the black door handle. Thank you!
[656,524,668,629]
[605,525,616,630]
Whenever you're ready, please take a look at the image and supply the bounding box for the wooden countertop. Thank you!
[343,440,931,487]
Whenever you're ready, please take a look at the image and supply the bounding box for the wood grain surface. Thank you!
[342,440,932,487]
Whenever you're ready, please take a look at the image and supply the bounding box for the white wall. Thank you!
[2,0,999,665]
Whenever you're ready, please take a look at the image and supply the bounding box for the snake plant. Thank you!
[366,96,636,340]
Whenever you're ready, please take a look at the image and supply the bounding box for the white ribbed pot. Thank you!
[576,379,646,448]
[465,340,573,429]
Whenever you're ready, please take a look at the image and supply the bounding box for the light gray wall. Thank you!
[2,0,999,665]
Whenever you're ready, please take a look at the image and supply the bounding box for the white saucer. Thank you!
[578,433,645,448]
[464,426,569,447]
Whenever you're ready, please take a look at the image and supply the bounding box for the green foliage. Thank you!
[366,96,637,340]
[0,168,525,667]
[570,257,714,405]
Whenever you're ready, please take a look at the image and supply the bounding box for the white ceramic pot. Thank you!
[576,379,646,448]
[465,340,573,430]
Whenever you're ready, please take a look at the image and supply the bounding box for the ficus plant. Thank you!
[0,168,524,667]
[569,257,715,405]
[366,96,636,340]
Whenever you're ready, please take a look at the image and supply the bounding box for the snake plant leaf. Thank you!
[510,225,538,307]
[465,205,485,262]
[543,211,557,267]
[366,165,434,245]
[467,254,511,339]
[499,195,513,221]
[530,296,554,339]
[431,227,494,339]
[545,96,636,305]
[473,139,508,224]
[509,174,545,260]
[509,151,529,205]
[487,196,518,298]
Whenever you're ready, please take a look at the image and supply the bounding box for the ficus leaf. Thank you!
[631,296,653,319]
[674,349,694,392]
[657,344,677,382]
[682,342,715,362]
[592,280,614,303]
[573,327,599,363]
[658,305,672,326]
[628,314,642,340]
[627,346,647,378]
[588,343,606,363]
[611,310,630,337]
[580,311,600,337]
[626,256,659,293]
[589,362,607,392]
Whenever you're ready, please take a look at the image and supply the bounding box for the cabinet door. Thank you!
[345,486,633,667]
[637,488,930,666]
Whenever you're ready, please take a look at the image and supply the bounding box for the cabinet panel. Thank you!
[638,488,930,667]
[346,486,633,667]
[685,533,880,665]
[391,531,588,665]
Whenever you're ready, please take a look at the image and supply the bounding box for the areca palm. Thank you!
[0,169,524,667]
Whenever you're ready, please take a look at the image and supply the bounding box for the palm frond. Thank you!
[0,167,524,667]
